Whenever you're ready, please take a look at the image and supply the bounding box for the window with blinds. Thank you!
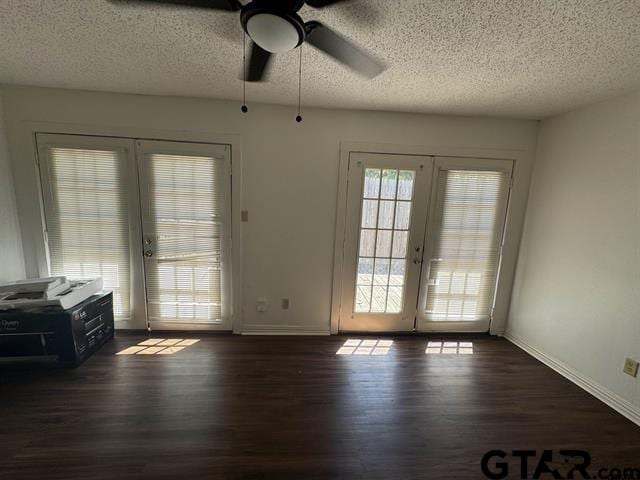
[423,169,509,322]
[142,151,228,324]
[44,147,131,320]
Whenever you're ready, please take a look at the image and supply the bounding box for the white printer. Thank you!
[0,276,103,311]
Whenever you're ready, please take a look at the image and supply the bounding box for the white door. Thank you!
[339,153,434,332]
[416,157,512,332]
[36,134,147,330]
[136,140,232,331]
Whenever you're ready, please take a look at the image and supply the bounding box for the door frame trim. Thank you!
[23,121,244,333]
[331,141,527,335]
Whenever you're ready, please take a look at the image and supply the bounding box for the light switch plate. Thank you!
[623,358,639,378]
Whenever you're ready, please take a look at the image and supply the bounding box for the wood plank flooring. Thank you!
[1,334,638,479]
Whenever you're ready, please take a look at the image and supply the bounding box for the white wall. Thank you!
[507,89,640,421]
[0,95,24,282]
[0,85,538,334]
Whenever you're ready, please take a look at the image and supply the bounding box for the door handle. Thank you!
[144,250,153,258]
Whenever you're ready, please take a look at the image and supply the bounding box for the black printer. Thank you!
[0,292,114,366]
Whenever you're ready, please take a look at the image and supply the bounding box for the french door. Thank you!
[416,157,512,332]
[340,153,433,331]
[339,153,512,333]
[36,134,232,331]
[136,140,232,331]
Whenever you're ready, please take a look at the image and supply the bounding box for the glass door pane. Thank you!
[354,168,415,314]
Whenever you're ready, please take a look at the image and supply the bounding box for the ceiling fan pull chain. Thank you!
[241,32,248,113]
[296,44,303,122]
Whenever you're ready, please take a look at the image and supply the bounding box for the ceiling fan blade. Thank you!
[305,21,385,79]
[305,0,351,7]
[108,0,240,11]
[245,41,272,82]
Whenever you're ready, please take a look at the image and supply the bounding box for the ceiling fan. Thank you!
[111,0,385,82]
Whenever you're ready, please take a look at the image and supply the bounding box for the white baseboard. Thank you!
[241,324,330,336]
[505,332,640,427]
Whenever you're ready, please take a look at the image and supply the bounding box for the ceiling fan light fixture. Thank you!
[118,0,386,82]
[245,12,304,53]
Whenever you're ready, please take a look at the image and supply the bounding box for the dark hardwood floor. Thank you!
[1,334,638,480]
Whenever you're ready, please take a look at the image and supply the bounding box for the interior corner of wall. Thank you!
[0,93,27,281]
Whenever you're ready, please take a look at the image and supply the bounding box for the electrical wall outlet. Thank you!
[281,298,289,310]
[256,298,267,313]
[623,358,639,378]
[241,210,249,222]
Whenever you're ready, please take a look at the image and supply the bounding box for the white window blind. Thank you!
[44,146,131,320]
[424,170,509,322]
[142,152,228,324]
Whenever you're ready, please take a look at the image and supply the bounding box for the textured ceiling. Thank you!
[1,0,640,118]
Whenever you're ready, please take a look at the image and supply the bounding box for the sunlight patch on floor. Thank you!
[426,341,474,355]
[116,339,200,355]
[336,339,393,356]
